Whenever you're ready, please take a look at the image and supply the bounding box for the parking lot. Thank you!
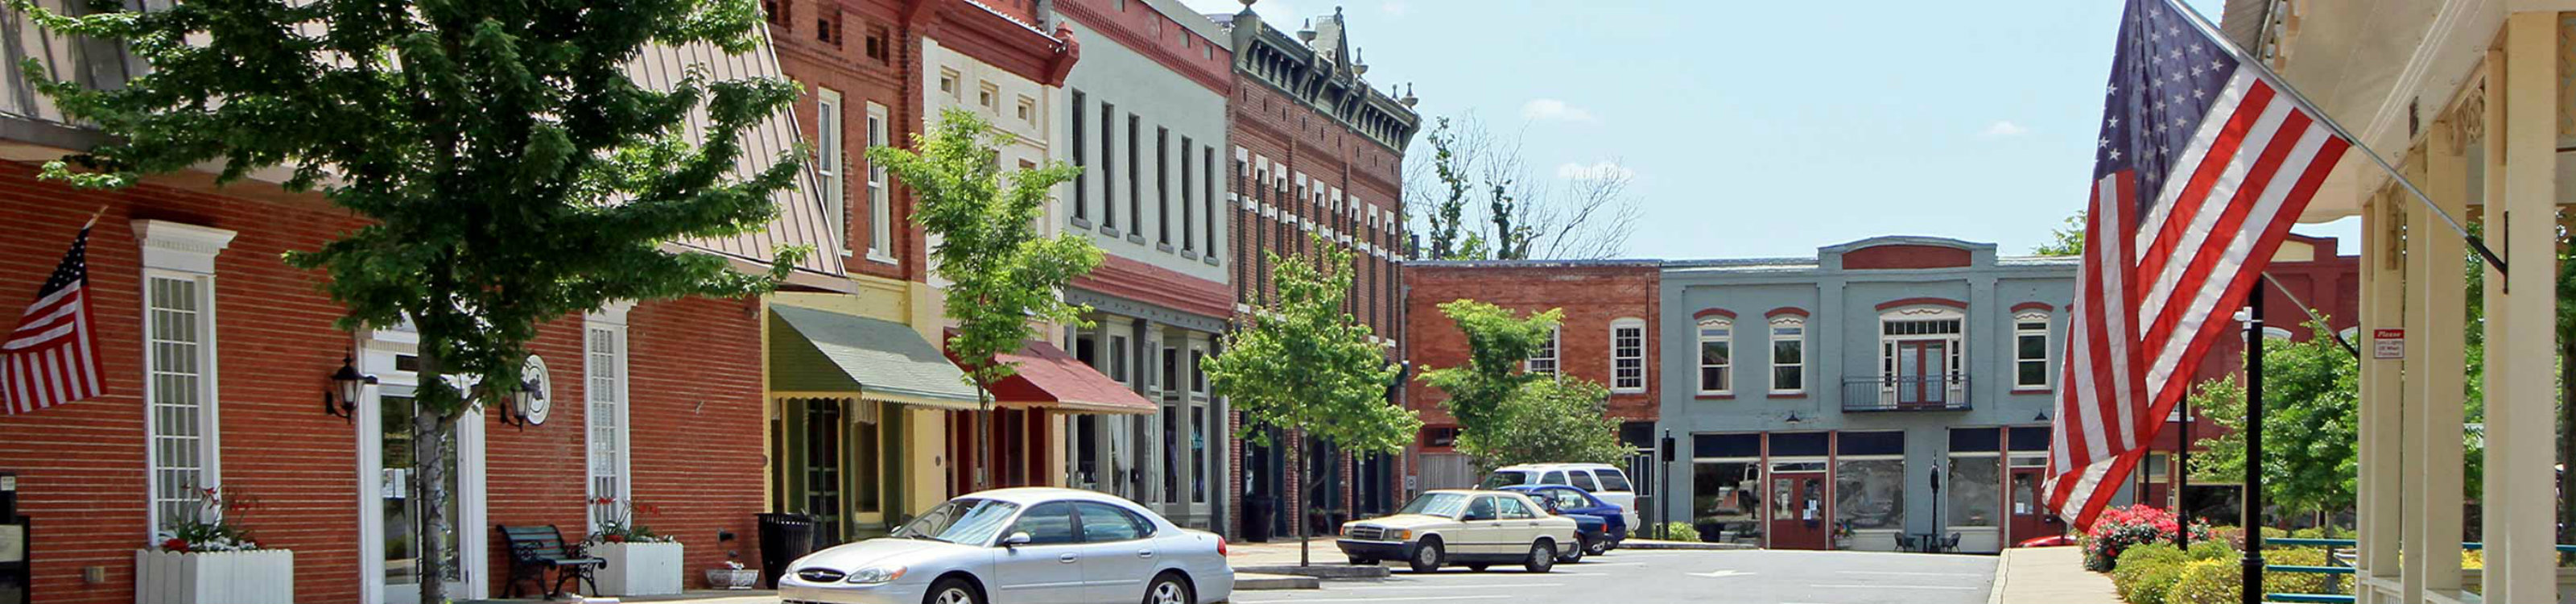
[1233,549,1999,604]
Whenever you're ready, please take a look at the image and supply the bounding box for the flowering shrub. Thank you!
[2081,504,2211,572]
[587,497,675,544]
[154,486,263,552]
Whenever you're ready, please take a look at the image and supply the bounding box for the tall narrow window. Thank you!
[136,221,235,540]
[1697,318,1733,395]
[1610,318,1645,392]
[865,102,891,261]
[1204,147,1218,260]
[585,312,631,531]
[1101,103,1117,231]
[1128,115,1142,232]
[816,88,845,256]
[1158,126,1171,246]
[1526,326,1561,376]
[1071,89,1088,224]
[1769,315,1806,393]
[2015,312,2050,389]
[1180,135,1195,251]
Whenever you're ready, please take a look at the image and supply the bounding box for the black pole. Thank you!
[1660,429,1676,540]
[2177,392,2191,549]
[2240,288,2266,604]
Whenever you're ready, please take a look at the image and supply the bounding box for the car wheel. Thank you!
[925,577,980,604]
[1143,572,1193,604]
[1524,540,1556,573]
[1348,555,1380,565]
[1407,539,1444,573]
[1587,536,1612,556]
[1558,536,1587,564]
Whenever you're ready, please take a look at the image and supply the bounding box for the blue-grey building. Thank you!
[1653,236,2107,553]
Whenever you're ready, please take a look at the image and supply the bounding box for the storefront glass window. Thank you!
[1946,456,2000,527]
[1692,461,1761,544]
[1835,458,1906,531]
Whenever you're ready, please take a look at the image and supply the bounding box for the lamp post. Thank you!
[1929,463,1944,553]
[324,354,377,424]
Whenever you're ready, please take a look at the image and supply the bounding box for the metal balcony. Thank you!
[1841,374,1970,412]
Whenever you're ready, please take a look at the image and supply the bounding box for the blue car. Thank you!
[1504,485,1627,556]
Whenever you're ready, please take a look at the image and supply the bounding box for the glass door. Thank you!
[1895,341,1950,407]
[380,391,465,604]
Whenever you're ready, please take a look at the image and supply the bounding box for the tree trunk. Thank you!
[415,401,452,604]
[976,381,993,492]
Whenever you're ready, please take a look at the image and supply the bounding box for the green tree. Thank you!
[1466,378,1632,468]
[869,109,1101,492]
[12,1,807,601]
[1419,300,1557,433]
[1206,235,1417,566]
[2186,318,2363,519]
[2035,211,2087,256]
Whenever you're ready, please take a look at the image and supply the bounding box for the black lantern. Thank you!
[324,354,377,424]
[2034,411,2051,422]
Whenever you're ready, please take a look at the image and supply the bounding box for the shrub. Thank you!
[1661,521,1700,543]
[2165,558,2237,604]
[2112,544,2190,604]
[2264,547,2335,595]
[2083,505,2215,571]
[2186,539,2234,561]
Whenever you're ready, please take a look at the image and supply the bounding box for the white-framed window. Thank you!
[584,305,633,531]
[134,220,235,541]
[1878,305,1967,407]
[1525,325,1561,376]
[1769,315,1806,394]
[816,88,846,257]
[938,69,960,99]
[1609,318,1645,392]
[1697,317,1732,395]
[865,101,892,262]
[2013,311,2050,389]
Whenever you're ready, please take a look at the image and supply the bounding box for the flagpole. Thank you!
[2240,286,2268,604]
[81,205,104,230]
[2161,0,2508,277]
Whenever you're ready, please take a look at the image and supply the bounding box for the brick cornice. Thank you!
[1057,1,1230,95]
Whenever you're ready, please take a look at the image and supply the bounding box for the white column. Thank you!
[2399,150,2432,601]
[2491,12,2560,602]
[2415,120,2467,597]
[2359,194,2405,602]
[2478,47,2512,594]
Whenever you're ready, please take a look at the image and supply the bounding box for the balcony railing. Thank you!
[1841,374,1970,412]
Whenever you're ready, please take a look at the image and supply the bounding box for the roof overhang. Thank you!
[770,304,983,409]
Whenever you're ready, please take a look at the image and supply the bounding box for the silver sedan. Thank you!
[781,487,1235,604]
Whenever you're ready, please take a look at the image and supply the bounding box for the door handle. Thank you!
[1137,549,1155,558]
[1059,553,1080,564]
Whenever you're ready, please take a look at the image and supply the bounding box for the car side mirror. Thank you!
[1001,532,1033,548]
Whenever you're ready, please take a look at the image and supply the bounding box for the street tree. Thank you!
[1419,300,1556,432]
[1418,300,1626,469]
[12,1,808,601]
[869,108,1101,492]
[1206,236,1417,566]
[1406,114,1640,260]
[2034,211,2087,256]
[2186,318,2366,520]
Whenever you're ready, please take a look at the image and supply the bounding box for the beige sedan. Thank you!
[1335,490,1580,573]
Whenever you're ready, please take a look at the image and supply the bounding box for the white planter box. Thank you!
[592,541,683,596]
[134,548,295,604]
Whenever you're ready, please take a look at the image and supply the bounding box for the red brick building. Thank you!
[1212,5,1421,540]
[0,35,839,604]
[1401,261,1663,490]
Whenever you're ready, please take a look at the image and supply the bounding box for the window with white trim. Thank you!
[1769,315,1806,393]
[816,88,845,257]
[1697,317,1732,395]
[865,102,892,261]
[2014,312,2050,389]
[1525,325,1561,376]
[585,309,632,531]
[134,220,234,541]
[1609,318,1645,392]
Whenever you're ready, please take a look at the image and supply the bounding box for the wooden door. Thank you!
[1769,472,1831,549]
[2008,467,2054,541]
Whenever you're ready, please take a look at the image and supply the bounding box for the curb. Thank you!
[1619,540,1758,551]
[1987,549,2013,604]
[1231,564,1393,579]
[1235,573,1323,590]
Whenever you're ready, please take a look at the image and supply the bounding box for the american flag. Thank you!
[2043,0,2351,529]
[3,220,104,415]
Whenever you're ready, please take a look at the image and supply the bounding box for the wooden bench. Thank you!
[497,524,603,598]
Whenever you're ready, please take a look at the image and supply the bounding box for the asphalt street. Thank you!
[1232,549,1999,604]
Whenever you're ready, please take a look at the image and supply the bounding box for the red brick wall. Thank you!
[1841,244,1971,270]
[0,160,769,602]
[1401,263,1662,426]
[771,0,924,285]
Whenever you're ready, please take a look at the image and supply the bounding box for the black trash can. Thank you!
[1244,498,1274,543]
[758,513,821,589]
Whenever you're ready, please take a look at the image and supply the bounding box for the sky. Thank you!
[1170,0,2362,260]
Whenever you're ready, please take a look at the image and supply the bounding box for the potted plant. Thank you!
[704,550,758,590]
[135,486,295,604]
[587,498,683,596]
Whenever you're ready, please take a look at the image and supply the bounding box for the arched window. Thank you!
[2013,311,2050,390]
[1769,316,1806,394]
[1697,318,1733,395]
[1610,318,1646,393]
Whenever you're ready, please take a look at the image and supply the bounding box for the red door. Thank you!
[2008,467,2060,542]
[1769,472,1831,549]
[1895,340,1951,407]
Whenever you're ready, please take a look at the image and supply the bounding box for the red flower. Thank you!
[163,538,189,552]
[605,534,625,543]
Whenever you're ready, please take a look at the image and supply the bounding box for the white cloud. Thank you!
[1557,161,1635,181]
[1521,98,1598,123]
[1980,120,2030,138]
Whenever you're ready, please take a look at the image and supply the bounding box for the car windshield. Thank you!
[1596,469,1634,492]
[1478,471,1533,489]
[890,498,1022,544]
[1398,492,1473,518]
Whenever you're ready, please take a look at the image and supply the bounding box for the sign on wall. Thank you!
[2372,329,2405,360]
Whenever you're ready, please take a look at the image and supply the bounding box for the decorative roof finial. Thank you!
[1297,19,1317,43]
[1400,84,1417,107]
[1354,48,1368,75]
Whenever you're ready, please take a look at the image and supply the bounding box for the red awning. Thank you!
[948,336,1158,415]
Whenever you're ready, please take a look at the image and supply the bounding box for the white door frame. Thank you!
[355,326,489,604]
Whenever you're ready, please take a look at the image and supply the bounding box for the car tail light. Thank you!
[1217,536,1228,556]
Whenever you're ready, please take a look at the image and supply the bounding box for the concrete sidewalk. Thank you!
[1989,546,2119,604]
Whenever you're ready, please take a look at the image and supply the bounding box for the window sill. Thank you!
[1071,217,1093,230]
[1157,242,1174,253]
[865,251,898,265]
[1695,393,1735,400]
[1765,391,1806,399]
[1127,234,1147,244]
[2012,387,2054,394]
[1101,225,1121,238]
[1610,388,1646,395]
[1180,249,1200,260]
[1203,255,1221,267]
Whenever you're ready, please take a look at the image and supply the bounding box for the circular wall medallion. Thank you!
[518,355,552,425]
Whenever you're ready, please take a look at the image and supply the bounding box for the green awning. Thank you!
[769,305,980,409]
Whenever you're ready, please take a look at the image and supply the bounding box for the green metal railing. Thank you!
[2256,537,2576,603]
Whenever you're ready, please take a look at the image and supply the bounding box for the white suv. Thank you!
[1480,463,1641,530]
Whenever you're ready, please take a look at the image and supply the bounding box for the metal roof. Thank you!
[627,29,846,277]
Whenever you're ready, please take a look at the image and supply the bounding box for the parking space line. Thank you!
[1335,583,1564,590]
[1835,570,1984,577]
[1232,595,1514,603]
[1806,584,1980,590]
